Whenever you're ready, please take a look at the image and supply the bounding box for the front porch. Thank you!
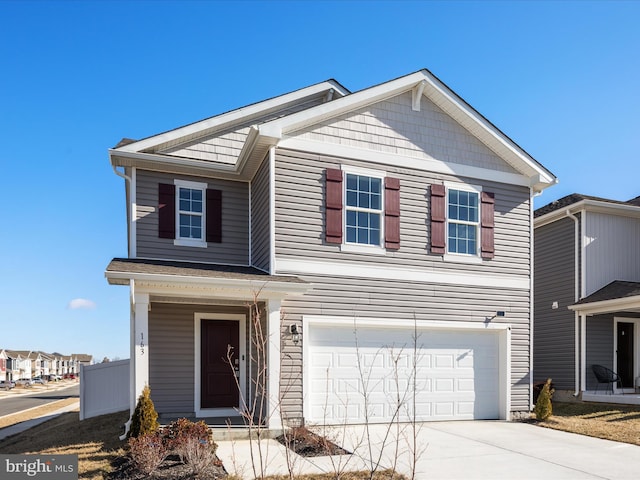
[582,390,640,405]
[105,258,311,437]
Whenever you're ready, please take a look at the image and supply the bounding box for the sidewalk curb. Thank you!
[0,401,80,441]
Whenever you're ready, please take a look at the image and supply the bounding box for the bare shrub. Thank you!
[181,436,220,478]
[128,431,168,476]
[164,418,215,462]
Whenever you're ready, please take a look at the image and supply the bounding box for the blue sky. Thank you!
[1,1,638,362]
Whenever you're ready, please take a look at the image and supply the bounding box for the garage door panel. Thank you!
[307,325,502,424]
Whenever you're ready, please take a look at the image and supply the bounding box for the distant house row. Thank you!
[0,350,93,382]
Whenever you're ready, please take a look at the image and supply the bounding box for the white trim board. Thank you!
[279,138,532,187]
[275,257,529,290]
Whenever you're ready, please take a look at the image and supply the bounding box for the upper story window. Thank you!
[177,182,205,243]
[325,166,400,252]
[430,183,494,261]
[447,188,479,255]
[158,180,223,246]
[345,173,382,246]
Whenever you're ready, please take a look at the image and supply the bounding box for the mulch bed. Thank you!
[276,426,351,457]
[107,454,227,479]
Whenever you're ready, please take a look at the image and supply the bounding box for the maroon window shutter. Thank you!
[430,184,446,254]
[158,183,176,239]
[325,169,343,244]
[206,189,222,243]
[481,191,495,259]
[385,177,400,249]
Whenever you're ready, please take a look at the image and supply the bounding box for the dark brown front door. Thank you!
[201,319,239,409]
[617,322,634,389]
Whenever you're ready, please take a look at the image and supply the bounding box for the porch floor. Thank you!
[582,390,640,405]
[158,415,281,440]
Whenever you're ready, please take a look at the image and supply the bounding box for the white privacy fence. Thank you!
[80,359,129,420]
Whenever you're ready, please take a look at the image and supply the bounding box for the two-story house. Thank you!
[534,194,640,403]
[0,350,7,382]
[106,69,556,432]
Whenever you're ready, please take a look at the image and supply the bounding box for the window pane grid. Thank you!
[178,187,204,240]
[345,173,382,246]
[447,188,479,255]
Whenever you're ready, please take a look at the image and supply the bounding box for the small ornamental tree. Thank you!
[128,385,159,439]
[534,378,554,421]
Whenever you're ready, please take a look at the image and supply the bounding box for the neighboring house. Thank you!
[74,354,93,367]
[28,351,43,378]
[534,194,640,403]
[0,350,7,382]
[6,351,31,380]
[106,69,556,431]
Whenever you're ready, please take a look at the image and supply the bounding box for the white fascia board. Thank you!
[260,72,426,138]
[114,81,346,154]
[568,295,640,316]
[261,70,555,189]
[105,270,311,298]
[279,137,532,188]
[110,149,238,173]
[304,315,511,332]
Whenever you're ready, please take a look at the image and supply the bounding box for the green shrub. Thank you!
[534,378,554,421]
[128,385,159,439]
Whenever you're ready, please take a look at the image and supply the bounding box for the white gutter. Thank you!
[566,209,580,396]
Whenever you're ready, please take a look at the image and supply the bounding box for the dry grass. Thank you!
[0,398,79,429]
[0,409,128,480]
[538,401,640,445]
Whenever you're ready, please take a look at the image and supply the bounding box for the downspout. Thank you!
[566,210,580,396]
[111,164,136,258]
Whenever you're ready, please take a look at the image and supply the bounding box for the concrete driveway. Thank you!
[216,421,640,479]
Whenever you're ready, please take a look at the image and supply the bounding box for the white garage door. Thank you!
[306,324,501,424]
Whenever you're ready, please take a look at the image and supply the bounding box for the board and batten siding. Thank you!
[291,91,520,175]
[584,212,640,296]
[533,217,577,389]
[135,170,250,264]
[251,156,271,272]
[148,303,250,417]
[273,148,533,418]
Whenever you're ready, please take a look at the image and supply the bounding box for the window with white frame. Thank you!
[447,187,479,255]
[175,180,207,246]
[345,173,383,246]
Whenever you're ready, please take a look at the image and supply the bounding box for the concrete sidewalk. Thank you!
[216,421,640,479]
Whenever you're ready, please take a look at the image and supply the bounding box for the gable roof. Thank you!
[110,69,556,191]
[535,193,640,226]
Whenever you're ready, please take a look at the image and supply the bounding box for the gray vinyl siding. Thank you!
[585,314,614,389]
[273,148,533,418]
[148,303,249,416]
[274,149,531,278]
[251,156,271,272]
[155,95,328,162]
[533,217,577,389]
[584,212,640,296]
[135,169,250,264]
[291,91,520,175]
[280,276,531,419]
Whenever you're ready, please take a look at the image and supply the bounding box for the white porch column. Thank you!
[131,292,150,414]
[266,298,282,429]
